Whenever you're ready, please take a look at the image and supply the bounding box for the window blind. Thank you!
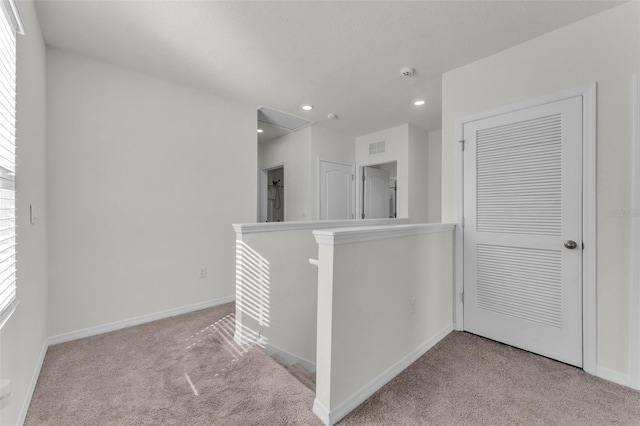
[0,0,22,328]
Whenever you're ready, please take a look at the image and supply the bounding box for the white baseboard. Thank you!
[263,341,316,373]
[234,327,316,372]
[596,366,631,388]
[17,339,48,426]
[312,399,330,425]
[233,326,258,346]
[314,322,453,426]
[48,296,235,345]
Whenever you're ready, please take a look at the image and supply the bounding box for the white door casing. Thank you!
[363,166,390,219]
[631,73,640,389]
[319,160,355,220]
[463,96,583,367]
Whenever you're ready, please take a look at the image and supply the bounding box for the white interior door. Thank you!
[463,96,583,367]
[319,161,355,220]
[363,166,390,219]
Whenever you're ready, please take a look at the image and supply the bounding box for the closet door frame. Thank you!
[453,83,597,375]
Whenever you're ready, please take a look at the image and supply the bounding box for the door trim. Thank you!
[631,73,640,390]
[454,83,597,374]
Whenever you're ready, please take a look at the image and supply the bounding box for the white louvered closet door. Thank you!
[463,96,583,367]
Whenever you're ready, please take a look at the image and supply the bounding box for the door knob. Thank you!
[564,240,578,249]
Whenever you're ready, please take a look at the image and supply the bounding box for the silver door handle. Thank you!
[564,240,578,249]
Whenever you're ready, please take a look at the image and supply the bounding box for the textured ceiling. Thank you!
[34,0,623,139]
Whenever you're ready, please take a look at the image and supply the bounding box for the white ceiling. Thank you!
[34,0,622,140]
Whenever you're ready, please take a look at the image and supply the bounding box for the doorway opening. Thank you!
[359,161,397,219]
[260,164,285,222]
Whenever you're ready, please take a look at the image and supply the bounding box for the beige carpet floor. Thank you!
[25,303,319,425]
[26,302,640,425]
[341,332,640,425]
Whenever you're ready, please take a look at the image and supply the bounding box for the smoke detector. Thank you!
[327,113,338,120]
[400,67,415,77]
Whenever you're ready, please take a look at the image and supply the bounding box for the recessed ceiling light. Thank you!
[413,99,426,106]
[257,129,264,133]
[301,104,314,111]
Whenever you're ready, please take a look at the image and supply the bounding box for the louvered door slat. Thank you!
[476,114,561,236]
[477,244,562,328]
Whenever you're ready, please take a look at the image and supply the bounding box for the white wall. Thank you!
[313,224,454,425]
[310,125,355,219]
[355,123,431,222]
[46,48,256,337]
[310,126,354,163]
[0,1,48,424]
[408,125,428,222]
[427,130,442,223]
[236,226,320,366]
[259,128,312,221]
[441,2,639,376]
[234,218,407,370]
[259,125,355,222]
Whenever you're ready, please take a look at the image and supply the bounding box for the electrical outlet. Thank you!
[198,267,207,278]
[410,297,416,315]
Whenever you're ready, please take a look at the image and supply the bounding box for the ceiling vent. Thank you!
[258,106,315,132]
[369,141,386,155]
